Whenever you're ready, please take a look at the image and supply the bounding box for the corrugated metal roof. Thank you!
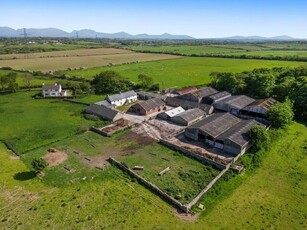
[192,87,218,98]
[242,97,277,113]
[107,90,137,102]
[208,91,231,101]
[165,97,213,114]
[188,113,241,138]
[85,104,120,121]
[134,98,165,111]
[176,86,198,95]
[213,95,255,110]
[94,100,115,109]
[173,108,205,122]
[164,106,185,117]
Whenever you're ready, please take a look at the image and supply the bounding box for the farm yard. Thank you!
[0,48,181,71]
[67,57,305,87]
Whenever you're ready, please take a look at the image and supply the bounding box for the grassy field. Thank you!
[129,44,307,59]
[0,48,180,71]
[0,122,305,229]
[0,92,106,153]
[67,57,305,87]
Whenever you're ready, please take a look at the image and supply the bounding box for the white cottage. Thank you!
[42,83,67,97]
[106,90,137,107]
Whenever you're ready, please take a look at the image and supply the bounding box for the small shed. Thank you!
[85,104,122,121]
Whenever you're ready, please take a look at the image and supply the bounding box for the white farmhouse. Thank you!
[42,83,67,97]
[106,90,137,107]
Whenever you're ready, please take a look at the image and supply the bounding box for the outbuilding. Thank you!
[177,87,218,103]
[157,106,185,120]
[106,90,137,107]
[128,98,165,115]
[85,104,123,121]
[213,95,255,115]
[171,108,205,126]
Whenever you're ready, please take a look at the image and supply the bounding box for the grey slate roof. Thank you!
[137,91,167,101]
[136,98,165,111]
[94,100,115,109]
[207,91,231,101]
[107,90,136,102]
[85,104,121,121]
[188,113,241,138]
[213,95,255,110]
[42,84,60,91]
[173,108,205,123]
[218,119,261,146]
[192,87,219,99]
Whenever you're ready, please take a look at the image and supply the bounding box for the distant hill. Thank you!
[0,27,194,40]
[209,35,300,41]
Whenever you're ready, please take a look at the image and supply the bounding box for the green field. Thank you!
[129,44,307,59]
[67,57,305,87]
[0,92,105,153]
[0,122,306,229]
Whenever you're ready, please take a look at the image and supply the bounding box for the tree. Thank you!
[138,74,153,89]
[91,71,130,94]
[22,74,34,89]
[245,73,275,98]
[31,158,48,173]
[267,99,294,128]
[0,72,18,92]
[210,72,245,94]
[248,125,269,151]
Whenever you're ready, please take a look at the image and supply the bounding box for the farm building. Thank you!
[106,90,137,106]
[171,108,205,126]
[177,87,218,103]
[185,113,261,155]
[203,91,231,104]
[42,83,67,97]
[240,97,277,121]
[128,98,165,115]
[85,104,123,121]
[174,86,198,96]
[213,95,255,115]
[165,97,214,115]
[137,91,167,101]
[157,106,185,120]
[94,100,115,109]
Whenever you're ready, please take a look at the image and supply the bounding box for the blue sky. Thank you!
[1,0,307,38]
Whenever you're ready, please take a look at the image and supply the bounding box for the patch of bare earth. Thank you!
[43,151,67,168]
[10,155,20,160]
[174,209,199,221]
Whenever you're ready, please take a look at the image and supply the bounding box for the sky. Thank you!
[1,0,307,38]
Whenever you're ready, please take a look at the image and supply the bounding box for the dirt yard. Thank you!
[43,151,68,168]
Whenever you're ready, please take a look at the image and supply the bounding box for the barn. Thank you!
[128,98,165,115]
[157,106,185,120]
[171,108,205,126]
[174,86,198,96]
[165,97,214,115]
[85,104,123,121]
[203,91,231,104]
[185,113,261,155]
[177,87,218,103]
[212,95,255,115]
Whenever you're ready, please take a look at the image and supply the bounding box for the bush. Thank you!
[267,99,294,128]
[31,158,48,173]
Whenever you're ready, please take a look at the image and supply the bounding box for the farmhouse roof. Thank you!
[173,108,205,123]
[85,104,120,121]
[176,86,198,95]
[42,83,60,91]
[135,98,165,111]
[189,113,241,138]
[217,119,261,146]
[107,90,137,102]
[213,95,255,110]
[164,106,185,118]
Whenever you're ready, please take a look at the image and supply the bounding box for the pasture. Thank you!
[0,122,306,229]
[0,48,181,71]
[67,57,305,87]
[0,92,105,153]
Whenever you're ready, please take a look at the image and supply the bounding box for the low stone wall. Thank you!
[159,139,226,170]
[90,127,109,137]
[108,157,189,213]
[63,99,90,106]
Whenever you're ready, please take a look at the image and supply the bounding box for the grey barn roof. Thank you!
[85,104,120,121]
[137,91,167,101]
[165,97,214,114]
[94,100,115,108]
[192,87,218,99]
[135,98,165,111]
[213,95,255,110]
[42,84,60,91]
[242,97,277,113]
[217,119,260,146]
[207,91,231,101]
[107,90,136,102]
[173,108,205,123]
[188,113,241,138]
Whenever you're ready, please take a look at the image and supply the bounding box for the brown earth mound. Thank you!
[43,151,68,168]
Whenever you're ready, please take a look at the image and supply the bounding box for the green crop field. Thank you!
[0,121,306,229]
[0,92,106,153]
[67,57,305,87]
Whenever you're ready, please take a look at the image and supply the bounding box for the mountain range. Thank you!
[0,27,303,41]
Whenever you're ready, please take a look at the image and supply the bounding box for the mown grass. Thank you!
[0,92,105,153]
[0,122,306,229]
[67,57,304,87]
